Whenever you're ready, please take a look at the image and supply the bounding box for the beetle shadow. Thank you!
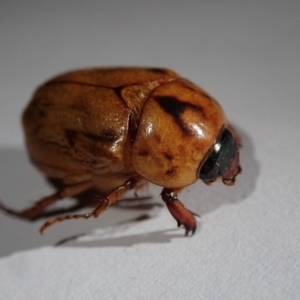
[182,125,259,216]
[0,127,258,255]
[0,147,175,257]
[54,219,195,249]
[53,125,259,249]
[51,126,259,247]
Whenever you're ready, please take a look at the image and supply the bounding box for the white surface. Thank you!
[0,1,299,299]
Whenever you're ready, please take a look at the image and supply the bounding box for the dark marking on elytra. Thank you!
[65,130,77,148]
[65,129,116,148]
[33,98,54,117]
[83,131,116,143]
[163,153,173,161]
[179,79,214,101]
[46,80,111,89]
[91,159,98,164]
[166,168,174,175]
[138,149,150,157]
[155,96,204,135]
[153,134,161,144]
[148,68,167,74]
[36,108,46,117]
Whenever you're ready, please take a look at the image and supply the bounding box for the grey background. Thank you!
[0,1,299,299]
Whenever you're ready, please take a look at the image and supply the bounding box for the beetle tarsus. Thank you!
[161,188,198,236]
[39,202,106,235]
[184,223,197,236]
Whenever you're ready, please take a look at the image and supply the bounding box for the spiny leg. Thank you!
[161,188,199,236]
[0,180,94,220]
[39,178,139,234]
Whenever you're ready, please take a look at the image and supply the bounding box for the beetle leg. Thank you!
[133,179,148,197]
[0,180,94,220]
[161,188,198,236]
[39,178,138,234]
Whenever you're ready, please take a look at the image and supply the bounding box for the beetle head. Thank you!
[199,128,241,185]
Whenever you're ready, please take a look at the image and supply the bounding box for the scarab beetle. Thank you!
[0,67,241,235]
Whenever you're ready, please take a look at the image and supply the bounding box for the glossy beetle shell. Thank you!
[132,78,226,188]
[23,67,226,189]
[0,67,241,235]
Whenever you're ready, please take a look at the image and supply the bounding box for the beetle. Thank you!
[0,67,241,235]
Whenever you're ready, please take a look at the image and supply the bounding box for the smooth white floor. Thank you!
[0,1,299,299]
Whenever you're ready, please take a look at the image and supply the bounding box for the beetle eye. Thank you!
[199,148,219,182]
[199,128,240,185]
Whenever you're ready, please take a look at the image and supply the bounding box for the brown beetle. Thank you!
[0,67,241,235]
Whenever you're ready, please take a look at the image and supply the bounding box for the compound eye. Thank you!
[218,129,240,185]
[199,128,240,184]
[198,145,219,183]
[218,129,238,174]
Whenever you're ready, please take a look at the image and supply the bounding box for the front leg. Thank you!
[161,188,198,236]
